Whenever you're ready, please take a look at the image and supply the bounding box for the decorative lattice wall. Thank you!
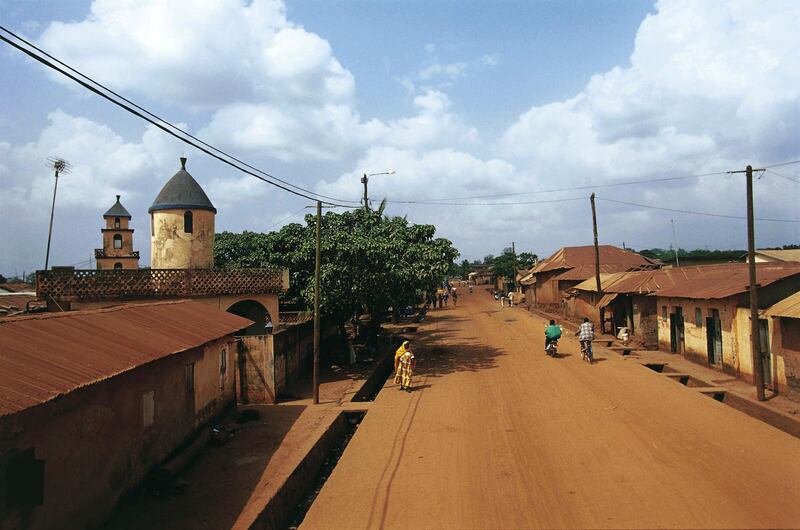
[37,268,286,301]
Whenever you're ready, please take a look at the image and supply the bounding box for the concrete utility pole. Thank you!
[313,200,322,404]
[590,193,602,296]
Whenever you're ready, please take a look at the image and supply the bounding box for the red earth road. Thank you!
[301,291,800,529]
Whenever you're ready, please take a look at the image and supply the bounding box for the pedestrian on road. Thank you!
[500,294,507,308]
[443,291,449,306]
[576,317,595,362]
[437,291,444,308]
[508,292,515,307]
[398,347,416,392]
[452,289,458,307]
[394,341,411,388]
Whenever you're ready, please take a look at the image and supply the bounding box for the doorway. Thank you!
[670,307,685,355]
[706,309,723,365]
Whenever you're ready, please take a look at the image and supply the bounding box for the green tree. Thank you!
[215,205,458,335]
[517,252,538,269]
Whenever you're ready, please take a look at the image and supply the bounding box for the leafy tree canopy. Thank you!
[215,205,459,329]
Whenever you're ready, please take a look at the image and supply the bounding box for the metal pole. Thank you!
[746,165,766,401]
[361,173,369,210]
[313,200,322,404]
[671,219,680,267]
[44,169,60,270]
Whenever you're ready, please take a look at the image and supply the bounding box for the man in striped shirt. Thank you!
[576,318,595,362]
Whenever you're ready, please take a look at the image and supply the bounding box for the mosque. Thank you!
[41,157,286,335]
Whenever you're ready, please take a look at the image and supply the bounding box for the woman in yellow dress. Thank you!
[394,341,415,391]
[399,348,416,392]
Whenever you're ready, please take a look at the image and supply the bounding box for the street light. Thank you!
[361,170,396,210]
[44,156,72,270]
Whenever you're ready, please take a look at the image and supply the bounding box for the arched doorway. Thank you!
[227,299,273,335]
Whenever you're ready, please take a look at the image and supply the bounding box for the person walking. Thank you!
[437,291,443,308]
[398,346,416,392]
[452,289,458,307]
[576,317,595,363]
[443,291,449,307]
[394,341,411,388]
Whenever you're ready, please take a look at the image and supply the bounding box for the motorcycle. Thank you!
[545,339,559,357]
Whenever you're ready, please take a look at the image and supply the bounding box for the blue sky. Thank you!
[1,0,798,276]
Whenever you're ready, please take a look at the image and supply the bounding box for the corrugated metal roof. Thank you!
[531,245,655,275]
[756,249,800,262]
[572,263,800,300]
[596,293,619,308]
[553,263,647,281]
[0,300,252,417]
[765,291,800,318]
[0,283,34,293]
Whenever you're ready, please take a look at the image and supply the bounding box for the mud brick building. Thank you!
[0,300,251,530]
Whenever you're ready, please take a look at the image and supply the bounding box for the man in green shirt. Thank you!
[544,319,562,354]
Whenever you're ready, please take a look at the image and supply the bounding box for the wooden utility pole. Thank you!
[511,241,517,293]
[745,165,766,401]
[590,193,602,295]
[313,201,322,404]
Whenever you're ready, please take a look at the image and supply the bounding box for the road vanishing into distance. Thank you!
[301,291,800,529]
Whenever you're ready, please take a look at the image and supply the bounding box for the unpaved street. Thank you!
[301,291,800,529]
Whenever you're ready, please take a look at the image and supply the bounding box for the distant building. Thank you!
[0,300,251,530]
[149,157,216,270]
[95,194,140,270]
[523,245,658,308]
[764,291,800,400]
[748,249,800,263]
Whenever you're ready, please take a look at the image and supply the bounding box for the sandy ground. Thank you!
[105,360,376,530]
[301,291,800,529]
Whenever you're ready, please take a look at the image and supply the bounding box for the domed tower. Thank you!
[96,195,140,270]
[149,157,217,269]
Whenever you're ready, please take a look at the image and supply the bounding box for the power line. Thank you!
[596,197,800,223]
[388,171,730,204]
[763,159,800,169]
[765,169,800,184]
[387,196,587,207]
[0,26,359,207]
[265,206,310,230]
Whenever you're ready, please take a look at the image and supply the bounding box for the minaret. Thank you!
[149,157,217,269]
[95,195,140,270]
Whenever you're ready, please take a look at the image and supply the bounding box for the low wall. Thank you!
[236,321,315,404]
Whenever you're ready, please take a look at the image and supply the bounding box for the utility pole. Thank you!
[44,157,71,270]
[313,200,322,405]
[590,193,602,296]
[511,241,517,293]
[729,164,766,401]
[361,173,369,211]
[671,219,680,267]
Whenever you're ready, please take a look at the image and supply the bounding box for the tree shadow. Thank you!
[106,404,306,530]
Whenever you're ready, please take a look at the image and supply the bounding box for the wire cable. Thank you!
[763,159,800,169]
[596,197,800,223]
[0,26,359,207]
[387,196,587,207]
[765,169,800,184]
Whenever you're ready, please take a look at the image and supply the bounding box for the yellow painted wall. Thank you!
[151,209,215,269]
[656,297,742,371]
[104,216,130,229]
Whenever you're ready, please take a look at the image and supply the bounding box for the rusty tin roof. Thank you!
[0,300,252,417]
[531,245,656,275]
[765,291,800,318]
[573,263,800,300]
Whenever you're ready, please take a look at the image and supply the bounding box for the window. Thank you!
[662,306,667,319]
[151,214,155,236]
[185,363,195,393]
[142,391,155,427]
[184,211,193,233]
[113,262,123,270]
[6,448,44,508]
[695,307,703,327]
[114,216,120,228]
[113,234,122,249]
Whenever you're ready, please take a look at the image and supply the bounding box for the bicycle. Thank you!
[580,340,593,363]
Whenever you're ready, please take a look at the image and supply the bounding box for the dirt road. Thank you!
[301,291,800,529]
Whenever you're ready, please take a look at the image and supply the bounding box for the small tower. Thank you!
[149,157,217,269]
[95,195,140,270]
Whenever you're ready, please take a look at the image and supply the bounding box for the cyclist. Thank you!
[576,317,595,362]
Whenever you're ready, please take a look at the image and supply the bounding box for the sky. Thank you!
[1,0,799,276]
